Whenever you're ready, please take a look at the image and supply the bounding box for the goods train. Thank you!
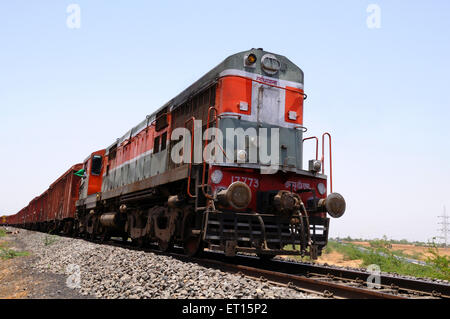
[1,49,346,259]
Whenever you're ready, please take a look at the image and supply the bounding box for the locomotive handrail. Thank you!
[201,107,218,200]
[185,117,197,198]
[294,125,308,133]
[302,136,319,160]
[216,112,241,120]
[321,132,333,193]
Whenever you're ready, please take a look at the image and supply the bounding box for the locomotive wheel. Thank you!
[183,236,203,257]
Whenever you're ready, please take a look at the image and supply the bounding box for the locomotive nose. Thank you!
[320,193,346,218]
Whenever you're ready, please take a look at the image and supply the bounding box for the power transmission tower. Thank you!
[437,206,449,247]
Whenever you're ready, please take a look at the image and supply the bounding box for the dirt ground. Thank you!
[349,241,450,261]
[315,251,363,268]
[0,231,90,299]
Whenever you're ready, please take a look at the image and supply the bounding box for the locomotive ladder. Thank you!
[185,107,220,212]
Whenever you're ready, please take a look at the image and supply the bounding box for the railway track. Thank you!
[213,253,450,299]
[170,254,405,299]
[98,237,449,299]
[165,253,448,299]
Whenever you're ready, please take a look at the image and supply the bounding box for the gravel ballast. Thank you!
[9,227,317,299]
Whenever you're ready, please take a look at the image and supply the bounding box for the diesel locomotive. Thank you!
[2,49,346,259]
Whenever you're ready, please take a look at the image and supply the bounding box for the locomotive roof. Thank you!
[107,49,304,153]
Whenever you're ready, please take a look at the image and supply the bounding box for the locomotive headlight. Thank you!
[261,54,281,75]
[245,53,257,66]
[210,170,223,184]
[317,183,326,195]
[237,149,247,163]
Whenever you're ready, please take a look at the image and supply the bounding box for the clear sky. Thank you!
[1,1,449,242]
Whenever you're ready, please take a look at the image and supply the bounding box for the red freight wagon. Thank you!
[8,164,82,231]
[28,197,39,229]
[26,199,33,226]
[38,191,48,224]
[23,207,28,225]
[11,212,17,226]
[21,206,26,225]
[14,210,20,226]
[19,207,26,226]
[16,209,22,226]
[23,205,29,226]
[45,164,83,232]
[8,214,14,225]
[32,191,47,229]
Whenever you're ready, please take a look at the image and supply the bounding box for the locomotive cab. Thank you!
[79,149,106,200]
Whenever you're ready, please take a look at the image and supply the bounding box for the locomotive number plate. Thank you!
[231,176,259,188]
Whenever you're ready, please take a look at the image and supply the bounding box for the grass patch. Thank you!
[44,235,58,246]
[0,242,29,260]
[0,228,6,238]
[0,247,29,259]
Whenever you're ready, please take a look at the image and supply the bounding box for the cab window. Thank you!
[91,155,103,176]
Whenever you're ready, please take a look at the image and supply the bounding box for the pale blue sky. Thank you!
[0,1,449,242]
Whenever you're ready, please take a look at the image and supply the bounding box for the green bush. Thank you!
[426,240,450,279]
[327,239,450,281]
